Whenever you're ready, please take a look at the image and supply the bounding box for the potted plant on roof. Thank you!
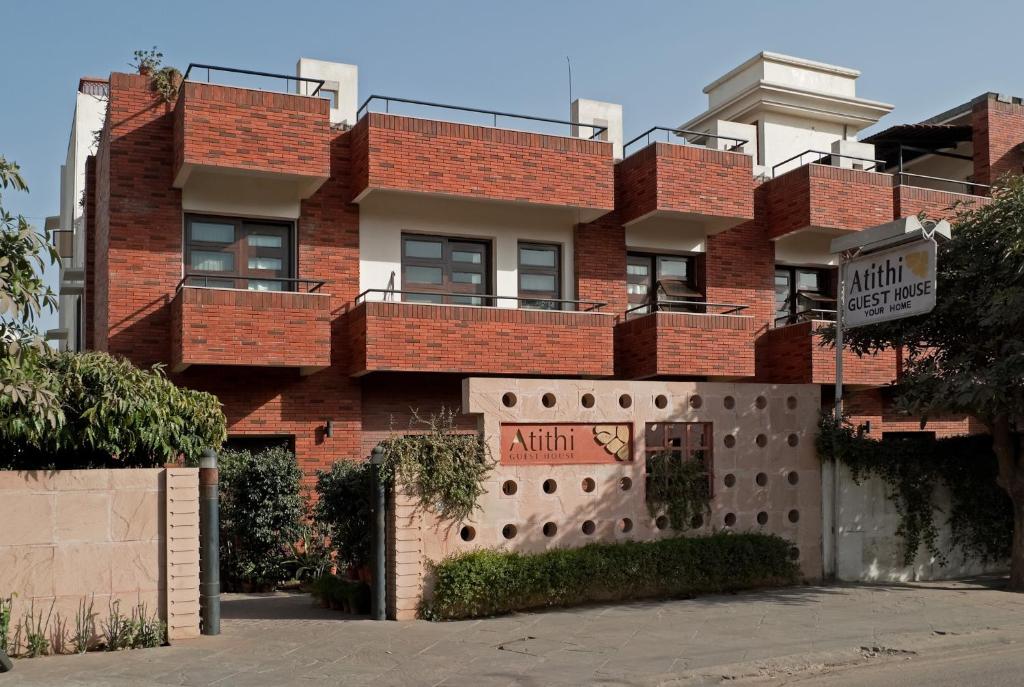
[130,47,163,76]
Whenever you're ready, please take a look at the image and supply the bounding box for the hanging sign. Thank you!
[500,423,632,465]
[843,239,936,328]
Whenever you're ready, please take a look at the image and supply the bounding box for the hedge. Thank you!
[424,532,800,620]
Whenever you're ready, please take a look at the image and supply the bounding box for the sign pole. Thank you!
[834,253,845,421]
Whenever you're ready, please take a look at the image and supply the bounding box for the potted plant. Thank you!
[130,47,163,76]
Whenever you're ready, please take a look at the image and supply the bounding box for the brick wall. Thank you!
[972,95,1024,186]
[763,164,893,240]
[616,143,753,225]
[173,81,330,182]
[171,287,332,371]
[360,373,476,456]
[350,113,614,211]
[893,185,991,221]
[573,212,627,314]
[615,312,756,379]
[351,301,616,377]
[845,388,983,438]
[755,320,897,386]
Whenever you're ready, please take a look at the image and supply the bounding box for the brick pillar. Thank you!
[574,214,626,315]
[972,94,1024,186]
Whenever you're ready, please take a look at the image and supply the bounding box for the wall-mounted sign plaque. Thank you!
[500,423,633,465]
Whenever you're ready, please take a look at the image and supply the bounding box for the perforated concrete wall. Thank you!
[390,378,822,619]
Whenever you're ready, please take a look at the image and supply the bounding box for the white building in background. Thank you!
[46,77,107,351]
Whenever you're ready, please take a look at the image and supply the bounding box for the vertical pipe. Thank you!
[199,448,220,635]
[369,446,387,621]
[829,253,847,580]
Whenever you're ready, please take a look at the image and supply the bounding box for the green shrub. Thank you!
[310,574,371,615]
[0,351,226,469]
[314,460,373,569]
[424,533,800,620]
[220,446,304,587]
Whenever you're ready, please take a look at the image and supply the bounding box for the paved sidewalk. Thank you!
[5,578,1023,686]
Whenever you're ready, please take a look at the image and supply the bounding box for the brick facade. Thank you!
[754,320,898,387]
[350,112,614,212]
[893,184,992,221]
[615,312,756,379]
[972,95,1024,186]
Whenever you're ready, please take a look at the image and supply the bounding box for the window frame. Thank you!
[626,251,700,311]
[517,241,562,310]
[400,233,492,305]
[774,265,836,326]
[184,214,295,291]
[644,421,714,496]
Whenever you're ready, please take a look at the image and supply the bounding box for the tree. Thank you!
[0,155,63,436]
[835,175,1024,589]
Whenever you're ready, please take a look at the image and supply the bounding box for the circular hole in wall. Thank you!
[501,480,518,496]
[460,526,476,542]
[542,392,557,408]
[787,433,800,447]
[655,515,669,530]
[787,395,798,410]
[789,546,800,561]
[619,477,633,491]
[788,471,800,485]
[756,472,768,487]
[619,394,633,409]
[757,511,769,526]
[723,395,736,410]
[690,514,704,529]
[619,518,633,533]
[542,479,557,494]
[581,520,596,535]
[724,513,737,527]
[724,434,736,448]
[690,394,703,409]
[581,393,595,408]
[724,473,736,488]
[756,434,768,448]
[788,509,800,523]
[502,524,518,539]
[755,395,768,409]
[654,394,668,409]
[542,522,558,537]
[502,392,517,408]
[581,477,596,493]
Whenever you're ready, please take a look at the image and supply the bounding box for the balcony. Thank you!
[172,65,330,198]
[616,128,754,231]
[615,301,756,379]
[349,97,615,221]
[892,173,991,221]
[348,291,615,377]
[171,279,332,375]
[755,319,897,387]
[763,154,894,241]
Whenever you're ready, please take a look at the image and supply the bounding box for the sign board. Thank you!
[843,239,936,328]
[500,423,633,465]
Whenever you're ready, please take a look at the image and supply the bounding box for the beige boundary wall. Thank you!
[389,378,822,619]
[0,468,200,650]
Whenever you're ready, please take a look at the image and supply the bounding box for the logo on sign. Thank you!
[844,240,936,328]
[500,424,632,465]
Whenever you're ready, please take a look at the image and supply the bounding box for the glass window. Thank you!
[190,221,234,243]
[248,280,283,292]
[405,266,444,284]
[627,253,700,312]
[185,215,293,290]
[518,242,561,310]
[451,250,482,264]
[405,239,443,259]
[452,272,482,285]
[774,265,836,326]
[401,235,491,304]
[248,257,282,271]
[191,251,233,272]
[248,234,283,248]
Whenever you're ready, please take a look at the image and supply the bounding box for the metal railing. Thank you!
[354,288,606,311]
[78,79,109,97]
[774,308,837,328]
[624,299,750,318]
[622,127,748,157]
[182,63,325,97]
[178,275,326,293]
[356,95,608,140]
[771,150,885,177]
[894,172,990,196]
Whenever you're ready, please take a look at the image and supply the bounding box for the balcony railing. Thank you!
[622,127,748,157]
[354,289,606,312]
[772,150,885,177]
[894,171,989,196]
[178,274,326,293]
[624,300,749,319]
[181,63,325,97]
[355,95,608,139]
[774,308,837,328]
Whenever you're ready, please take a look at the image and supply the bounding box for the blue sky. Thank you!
[3,0,1024,332]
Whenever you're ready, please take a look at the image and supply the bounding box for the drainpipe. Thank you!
[199,448,221,635]
[368,445,387,621]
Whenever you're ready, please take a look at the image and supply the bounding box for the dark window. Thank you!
[774,265,835,326]
[223,435,296,454]
[627,253,700,312]
[401,234,490,305]
[185,215,293,291]
[645,422,714,495]
[518,242,561,309]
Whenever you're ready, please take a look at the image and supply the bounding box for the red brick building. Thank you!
[63,52,1022,483]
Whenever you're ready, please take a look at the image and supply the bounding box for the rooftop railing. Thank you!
[624,300,750,319]
[771,150,885,177]
[355,95,608,140]
[893,145,990,195]
[181,63,326,97]
[622,127,749,158]
[355,288,607,311]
